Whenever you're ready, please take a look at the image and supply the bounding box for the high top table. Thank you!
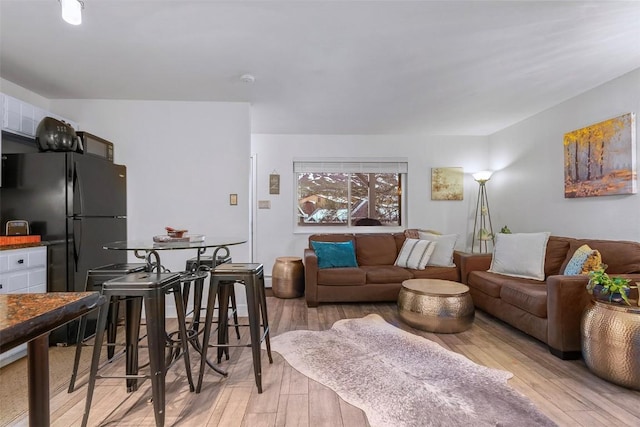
[102,237,247,383]
[0,292,105,426]
[103,236,247,272]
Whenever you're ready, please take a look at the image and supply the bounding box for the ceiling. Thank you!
[1,1,639,136]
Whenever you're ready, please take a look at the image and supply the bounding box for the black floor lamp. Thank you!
[472,171,494,253]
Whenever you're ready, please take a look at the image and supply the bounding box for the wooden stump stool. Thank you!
[272,257,304,298]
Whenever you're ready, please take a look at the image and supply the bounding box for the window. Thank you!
[294,159,407,227]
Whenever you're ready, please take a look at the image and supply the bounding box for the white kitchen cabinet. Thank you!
[0,245,48,367]
[1,93,78,138]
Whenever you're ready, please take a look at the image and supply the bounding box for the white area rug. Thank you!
[270,314,556,427]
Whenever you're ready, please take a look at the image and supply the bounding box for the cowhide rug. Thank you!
[270,314,556,427]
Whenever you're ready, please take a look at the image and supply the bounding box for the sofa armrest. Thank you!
[304,248,319,307]
[546,274,640,357]
[546,275,591,356]
[458,252,492,284]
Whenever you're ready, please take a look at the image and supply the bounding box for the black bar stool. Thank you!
[81,271,194,427]
[196,263,272,393]
[184,255,240,341]
[68,262,147,393]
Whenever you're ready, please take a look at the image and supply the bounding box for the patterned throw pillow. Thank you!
[395,238,436,270]
[311,241,358,269]
[581,250,603,274]
[564,244,602,275]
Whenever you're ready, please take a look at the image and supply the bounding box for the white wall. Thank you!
[488,69,640,241]
[251,134,489,275]
[0,78,51,110]
[51,99,252,314]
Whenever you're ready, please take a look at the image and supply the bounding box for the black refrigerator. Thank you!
[1,152,127,344]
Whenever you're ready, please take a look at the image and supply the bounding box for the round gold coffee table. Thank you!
[397,279,474,333]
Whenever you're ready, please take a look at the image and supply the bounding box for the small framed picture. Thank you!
[269,174,280,195]
[229,194,238,205]
[431,167,463,200]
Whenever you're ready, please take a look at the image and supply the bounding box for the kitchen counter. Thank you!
[0,291,104,426]
[0,292,103,352]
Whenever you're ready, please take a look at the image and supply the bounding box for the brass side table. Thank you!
[581,299,640,390]
[272,257,305,298]
[397,279,474,333]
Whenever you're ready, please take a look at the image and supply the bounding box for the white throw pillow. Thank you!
[488,232,551,281]
[395,238,436,270]
[418,232,458,267]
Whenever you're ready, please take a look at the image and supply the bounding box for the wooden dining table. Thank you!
[0,292,105,426]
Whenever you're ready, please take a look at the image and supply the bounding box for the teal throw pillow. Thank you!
[311,241,358,269]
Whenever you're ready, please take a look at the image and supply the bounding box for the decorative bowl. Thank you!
[167,229,187,238]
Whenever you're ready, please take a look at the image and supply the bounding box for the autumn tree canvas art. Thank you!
[563,113,636,198]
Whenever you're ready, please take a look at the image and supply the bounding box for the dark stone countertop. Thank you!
[0,292,105,353]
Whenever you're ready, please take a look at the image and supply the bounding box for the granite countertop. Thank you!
[0,292,105,353]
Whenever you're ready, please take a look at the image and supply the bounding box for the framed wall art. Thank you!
[431,167,463,200]
[563,112,636,198]
[269,173,280,195]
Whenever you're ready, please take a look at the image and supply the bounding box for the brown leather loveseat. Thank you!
[459,236,640,359]
[304,233,461,307]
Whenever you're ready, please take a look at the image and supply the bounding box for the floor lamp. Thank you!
[472,171,494,253]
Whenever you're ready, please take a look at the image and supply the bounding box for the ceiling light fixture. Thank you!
[60,0,83,26]
[240,74,255,84]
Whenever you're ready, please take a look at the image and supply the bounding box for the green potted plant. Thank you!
[586,264,635,305]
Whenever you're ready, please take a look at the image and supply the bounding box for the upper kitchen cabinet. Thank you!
[1,93,77,138]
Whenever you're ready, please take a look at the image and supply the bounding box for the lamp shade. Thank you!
[472,170,493,183]
[61,0,82,25]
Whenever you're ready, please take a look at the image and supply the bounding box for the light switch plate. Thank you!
[258,200,271,209]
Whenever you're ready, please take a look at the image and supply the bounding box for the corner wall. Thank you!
[488,69,640,241]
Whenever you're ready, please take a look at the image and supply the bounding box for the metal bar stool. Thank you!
[68,262,147,393]
[196,263,272,393]
[81,269,194,427]
[184,255,241,341]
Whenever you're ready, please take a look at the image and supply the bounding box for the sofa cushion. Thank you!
[393,233,407,253]
[500,282,548,318]
[311,241,358,269]
[360,266,414,284]
[309,234,355,245]
[544,236,573,277]
[489,232,550,281]
[417,232,458,267]
[355,234,398,266]
[410,266,460,282]
[317,267,367,286]
[394,238,436,270]
[467,271,506,298]
[560,239,640,274]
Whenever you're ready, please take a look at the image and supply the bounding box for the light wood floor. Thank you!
[8,296,640,426]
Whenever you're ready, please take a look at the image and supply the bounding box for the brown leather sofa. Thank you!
[304,233,461,307]
[459,236,640,359]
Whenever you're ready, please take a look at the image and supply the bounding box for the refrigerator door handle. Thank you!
[73,160,84,216]
[73,218,82,271]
